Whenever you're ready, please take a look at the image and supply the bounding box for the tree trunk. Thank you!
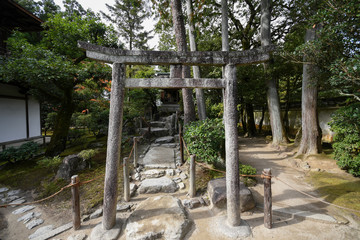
[261,0,288,146]
[246,103,256,137]
[297,27,322,155]
[186,0,206,120]
[283,78,290,138]
[171,0,196,125]
[258,105,266,134]
[45,88,75,157]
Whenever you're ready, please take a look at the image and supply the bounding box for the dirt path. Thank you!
[1,137,360,240]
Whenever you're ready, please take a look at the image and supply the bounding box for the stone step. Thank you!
[150,121,166,128]
[138,127,170,138]
[138,147,176,169]
[138,177,178,194]
[154,136,175,144]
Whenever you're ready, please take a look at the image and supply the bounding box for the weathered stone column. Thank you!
[103,63,126,230]
[224,64,241,226]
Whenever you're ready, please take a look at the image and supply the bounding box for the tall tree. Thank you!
[261,0,287,145]
[297,26,322,155]
[186,0,206,120]
[102,0,152,50]
[171,0,196,124]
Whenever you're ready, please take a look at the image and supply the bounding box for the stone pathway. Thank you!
[0,187,72,240]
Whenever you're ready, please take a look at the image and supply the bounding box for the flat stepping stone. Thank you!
[10,198,26,207]
[155,136,175,144]
[3,195,21,203]
[116,203,131,212]
[0,187,9,193]
[150,121,166,128]
[139,127,169,137]
[140,147,175,169]
[7,189,21,196]
[138,177,178,194]
[28,225,54,239]
[17,212,41,223]
[125,195,192,240]
[67,233,87,240]
[32,222,72,240]
[26,218,44,229]
[12,205,36,215]
[142,169,165,178]
[90,208,103,219]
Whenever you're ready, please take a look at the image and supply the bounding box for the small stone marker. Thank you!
[26,218,44,229]
[28,225,54,239]
[12,205,36,215]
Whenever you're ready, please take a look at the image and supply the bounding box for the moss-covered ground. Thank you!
[307,171,360,217]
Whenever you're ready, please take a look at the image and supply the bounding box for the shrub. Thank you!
[0,141,39,163]
[78,149,98,160]
[37,155,62,171]
[184,118,225,165]
[329,103,360,177]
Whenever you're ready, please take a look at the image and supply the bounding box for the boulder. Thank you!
[138,177,178,194]
[207,178,255,212]
[124,195,192,240]
[56,155,87,180]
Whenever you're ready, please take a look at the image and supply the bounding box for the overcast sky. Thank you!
[53,0,158,49]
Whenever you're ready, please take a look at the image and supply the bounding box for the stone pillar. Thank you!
[224,64,241,226]
[103,63,126,230]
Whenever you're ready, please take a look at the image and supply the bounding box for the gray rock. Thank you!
[155,136,175,144]
[82,215,90,222]
[7,189,21,196]
[28,225,54,239]
[116,203,131,212]
[178,182,185,189]
[150,121,165,128]
[183,198,201,209]
[12,205,36,215]
[180,172,188,180]
[142,169,165,178]
[130,183,137,197]
[10,198,26,207]
[175,169,182,175]
[0,193,4,199]
[207,178,256,212]
[138,177,178,194]
[17,211,41,223]
[166,169,175,176]
[67,233,87,240]
[173,177,182,183]
[134,172,141,181]
[0,187,9,193]
[90,208,103,219]
[124,195,192,240]
[26,218,44,229]
[56,154,87,180]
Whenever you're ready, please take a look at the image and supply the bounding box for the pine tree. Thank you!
[102,0,153,50]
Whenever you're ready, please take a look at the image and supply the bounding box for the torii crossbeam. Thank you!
[78,41,273,231]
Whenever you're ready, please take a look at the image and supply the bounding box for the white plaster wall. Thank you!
[0,98,27,142]
[28,97,41,138]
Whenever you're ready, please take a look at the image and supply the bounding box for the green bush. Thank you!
[329,103,360,177]
[0,141,39,163]
[184,118,225,165]
[37,155,62,171]
[78,149,98,160]
[239,164,257,176]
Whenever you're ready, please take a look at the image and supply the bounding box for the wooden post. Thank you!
[179,123,184,164]
[224,64,241,227]
[133,137,138,167]
[103,63,126,230]
[189,155,196,197]
[124,157,130,202]
[263,168,272,229]
[71,175,80,230]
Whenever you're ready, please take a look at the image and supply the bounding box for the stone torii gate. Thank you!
[78,41,273,232]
